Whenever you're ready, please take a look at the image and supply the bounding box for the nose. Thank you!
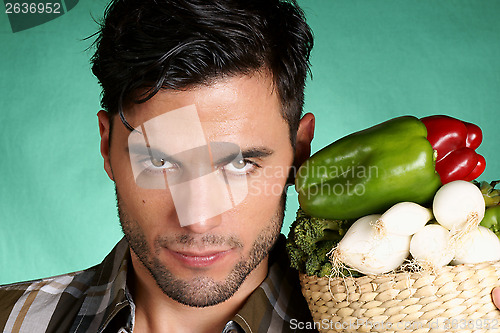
[169,170,231,232]
[182,215,223,234]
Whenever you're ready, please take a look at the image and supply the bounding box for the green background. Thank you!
[1,0,499,284]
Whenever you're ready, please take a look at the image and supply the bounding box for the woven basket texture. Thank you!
[300,261,500,333]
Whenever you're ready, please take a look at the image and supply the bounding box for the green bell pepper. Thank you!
[296,116,441,220]
[480,206,500,240]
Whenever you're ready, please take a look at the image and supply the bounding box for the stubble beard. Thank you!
[116,188,286,308]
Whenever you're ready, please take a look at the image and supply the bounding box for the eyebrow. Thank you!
[212,146,275,167]
[126,145,274,164]
[241,147,274,159]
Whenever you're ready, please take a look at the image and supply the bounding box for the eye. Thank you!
[221,158,257,175]
[151,157,166,167]
[142,157,178,173]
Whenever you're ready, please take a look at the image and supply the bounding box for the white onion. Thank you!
[375,202,432,236]
[451,226,500,265]
[333,214,411,275]
[433,180,485,233]
[410,224,454,269]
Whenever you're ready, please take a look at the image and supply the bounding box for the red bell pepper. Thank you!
[421,115,486,184]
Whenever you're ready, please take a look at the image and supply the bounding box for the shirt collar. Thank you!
[86,237,131,333]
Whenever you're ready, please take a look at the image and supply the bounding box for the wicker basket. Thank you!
[299,261,500,332]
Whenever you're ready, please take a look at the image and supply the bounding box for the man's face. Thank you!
[101,73,300,307]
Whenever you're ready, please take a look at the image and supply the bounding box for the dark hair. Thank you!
[91,0,313,145]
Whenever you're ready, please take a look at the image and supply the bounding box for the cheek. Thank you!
[109,127,183,235]
[116,177,179,233]
[234,168,288,226]
[110,152,174,224]
[249,162,290,199]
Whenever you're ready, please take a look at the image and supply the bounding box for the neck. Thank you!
[128,252,268,333]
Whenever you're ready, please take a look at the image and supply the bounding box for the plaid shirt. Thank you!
[0,235,315,332]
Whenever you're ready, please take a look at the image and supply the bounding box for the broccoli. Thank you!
[318,262,334,278]
[286,208,354,277]
[304,240,336,276]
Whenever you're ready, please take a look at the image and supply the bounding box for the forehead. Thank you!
[123,73,287,145]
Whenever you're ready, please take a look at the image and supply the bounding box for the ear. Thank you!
[288,113,315,186]
[294,112,315,168]
[97,110,114,181]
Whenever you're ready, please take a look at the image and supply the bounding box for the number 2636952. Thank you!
[5,3,62,14]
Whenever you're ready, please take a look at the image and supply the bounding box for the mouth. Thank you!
[167,248,233,268]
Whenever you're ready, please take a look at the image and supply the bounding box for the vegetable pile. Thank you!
[288,115,500,278]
